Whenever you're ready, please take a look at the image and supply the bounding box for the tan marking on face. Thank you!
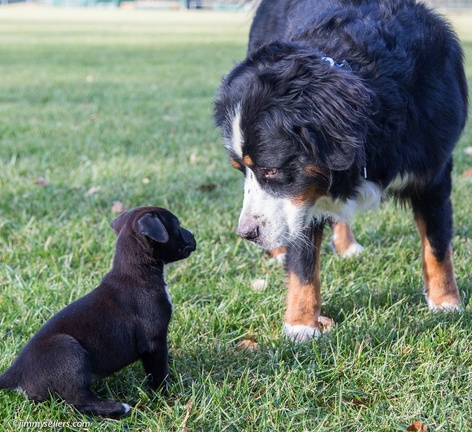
[268,246,286,259]
[291,184,326,207]
[332,221,357,255]
[416,217,461,307]
[243,154,254,167]
[303,165,328,178]
[231,158,242,170]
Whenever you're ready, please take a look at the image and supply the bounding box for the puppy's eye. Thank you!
[261,168,279,179]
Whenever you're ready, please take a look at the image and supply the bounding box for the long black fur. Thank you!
[214,0,468,263]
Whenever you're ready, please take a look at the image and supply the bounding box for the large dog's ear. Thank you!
[296,125,360,171]
[296,63,373,171]
[137,213,169,244]
[296,69,372,170]
[256,44,374,171]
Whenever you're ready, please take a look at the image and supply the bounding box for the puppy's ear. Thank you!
[110,211,129,236]
[137,213,169,243]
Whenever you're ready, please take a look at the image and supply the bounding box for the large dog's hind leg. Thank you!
[283,220,333,342]
[411,167,461,311]
[267,246,287,264]
[270,221,362,265]
[331,220,364,257]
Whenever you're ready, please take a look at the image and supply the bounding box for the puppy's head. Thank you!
[111,206,196,264]
[214,42,374,250]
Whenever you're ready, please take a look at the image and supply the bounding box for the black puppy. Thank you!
[0,206,196,417]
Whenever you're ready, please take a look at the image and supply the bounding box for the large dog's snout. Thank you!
[237,222,260,241]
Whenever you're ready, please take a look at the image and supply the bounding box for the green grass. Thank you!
[0,7,471,432]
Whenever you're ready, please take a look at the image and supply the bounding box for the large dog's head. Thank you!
[214,42,374,250]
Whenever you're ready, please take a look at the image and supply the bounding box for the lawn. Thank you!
[0,6,471,432]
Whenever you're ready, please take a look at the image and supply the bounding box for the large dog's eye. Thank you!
[261,168,279,179]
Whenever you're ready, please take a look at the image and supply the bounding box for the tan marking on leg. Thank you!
[416,218,461,310]
[331,221,364,257]
[332,221,355,254]
[285,271,321,328]
[284,228,333,341]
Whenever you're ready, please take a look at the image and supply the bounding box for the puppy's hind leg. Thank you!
[70,391,131,418]
[34,335,130,418]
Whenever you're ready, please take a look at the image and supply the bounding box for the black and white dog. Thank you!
[214,0,468,342]
[0,206,196,417]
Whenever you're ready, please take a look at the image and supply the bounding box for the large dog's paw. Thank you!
[425,295,463,313]
[330,237,364,258]
[331,221,364,258]
[283,316,334,343]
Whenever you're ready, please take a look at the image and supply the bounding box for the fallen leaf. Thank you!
[111,201,126,213]
[35,177,48,187]
[236,339,259,352]
[343,396,373,407]
[86,186,101,195]
[251,278,267,292]
[44,236,52,250]
[190,152,202,163]
[462,168,472,177]
[407,421,428,432]
[179,400,192,432]
[197,183,217,192]
[318,316,334,334]
[86,75,94,83]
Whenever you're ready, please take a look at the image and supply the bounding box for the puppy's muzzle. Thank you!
[180,229,197,257]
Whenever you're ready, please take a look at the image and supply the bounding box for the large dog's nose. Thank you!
[237,224,260,241]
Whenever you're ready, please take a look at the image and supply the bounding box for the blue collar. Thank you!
[321,56,352,71]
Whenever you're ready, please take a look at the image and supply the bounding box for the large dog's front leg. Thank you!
[283,220,333,342]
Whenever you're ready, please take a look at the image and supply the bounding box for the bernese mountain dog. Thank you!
[214,0,468,342]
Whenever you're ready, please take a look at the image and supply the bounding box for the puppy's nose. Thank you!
[237,224,260,241]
